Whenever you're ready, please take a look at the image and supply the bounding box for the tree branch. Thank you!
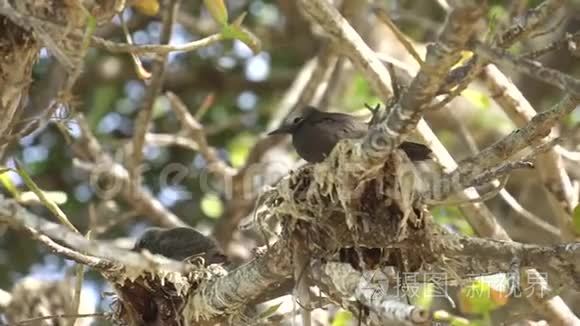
[73,114,188,228]
[130,0,179,185]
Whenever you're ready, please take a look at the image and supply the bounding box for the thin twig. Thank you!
[520,32,580,59]
[373,7,424,66]
[91,33,224,55]
[119,12,150,79]
[72,114,187,227]
[428,0,568,112]
[496,0,566,47]
[293,43,339,111]
[436,95,579,202]
[21,225,113,270]
[144,133,200,151]
[449,112,557,237]
[130,0,180,187]
[0,199,189,273]
[13,312,105,325]
[472,41,580,97]
[194,93,216,120]
[482,64,576,240]
[166,92,235,177]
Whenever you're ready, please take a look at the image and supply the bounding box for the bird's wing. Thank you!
[399,142,432,161]
[157,228,214,260]
[310,113,368,139]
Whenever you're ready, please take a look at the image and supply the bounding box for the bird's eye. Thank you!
[292,117,303,124]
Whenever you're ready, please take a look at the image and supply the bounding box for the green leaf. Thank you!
[200,193,223,218]
[15,159,78,233]
[0,168,20,199]
[572,204,580,235]
[203,0,229,25]
[258,302,282,319]
[331,310,353,326]
[231,12,247,27]
[222,24,262,54]
[81,14,97,51]
[20,191,68,205]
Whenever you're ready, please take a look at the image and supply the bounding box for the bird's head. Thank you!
[133,227,163,252]
[267,106,318,136]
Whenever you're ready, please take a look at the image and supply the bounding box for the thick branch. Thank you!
[0,197,187,273]
[187,241,293,322]
[312,262,429,325]
[365,3,486,158]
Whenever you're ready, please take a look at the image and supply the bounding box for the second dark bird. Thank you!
[133,227,228,265]
[268,106,432,163]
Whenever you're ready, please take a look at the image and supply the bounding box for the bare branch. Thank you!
[297,0,394,102]
[13,313,105,326]
[363,3,486,160]
[91,33,224,55]
[482,64,577,240]
[130,0,180,186]
[73,114,188,228]
[0,197,188,273]
[435,95,579,201]
[189,241,293,322]
[472,41,580,97]
[166,92,236,177]
[312,262,430,325]
[497,0,566,47]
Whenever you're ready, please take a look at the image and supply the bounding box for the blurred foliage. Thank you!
[462,89,492,110]
[344,74,381,111]
[433,310,472,326]
[0,169,20,199]
[432,206,475,236]
[330,309,353,326]
[459,278,509,321]
[572,204,580,235]
[200,193,224,218]
[412,283,435,310]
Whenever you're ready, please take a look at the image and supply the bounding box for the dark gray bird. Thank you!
[268,106,432,163]
[133,227,228,265]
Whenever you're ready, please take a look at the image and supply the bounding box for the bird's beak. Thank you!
[267,125,292,135]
